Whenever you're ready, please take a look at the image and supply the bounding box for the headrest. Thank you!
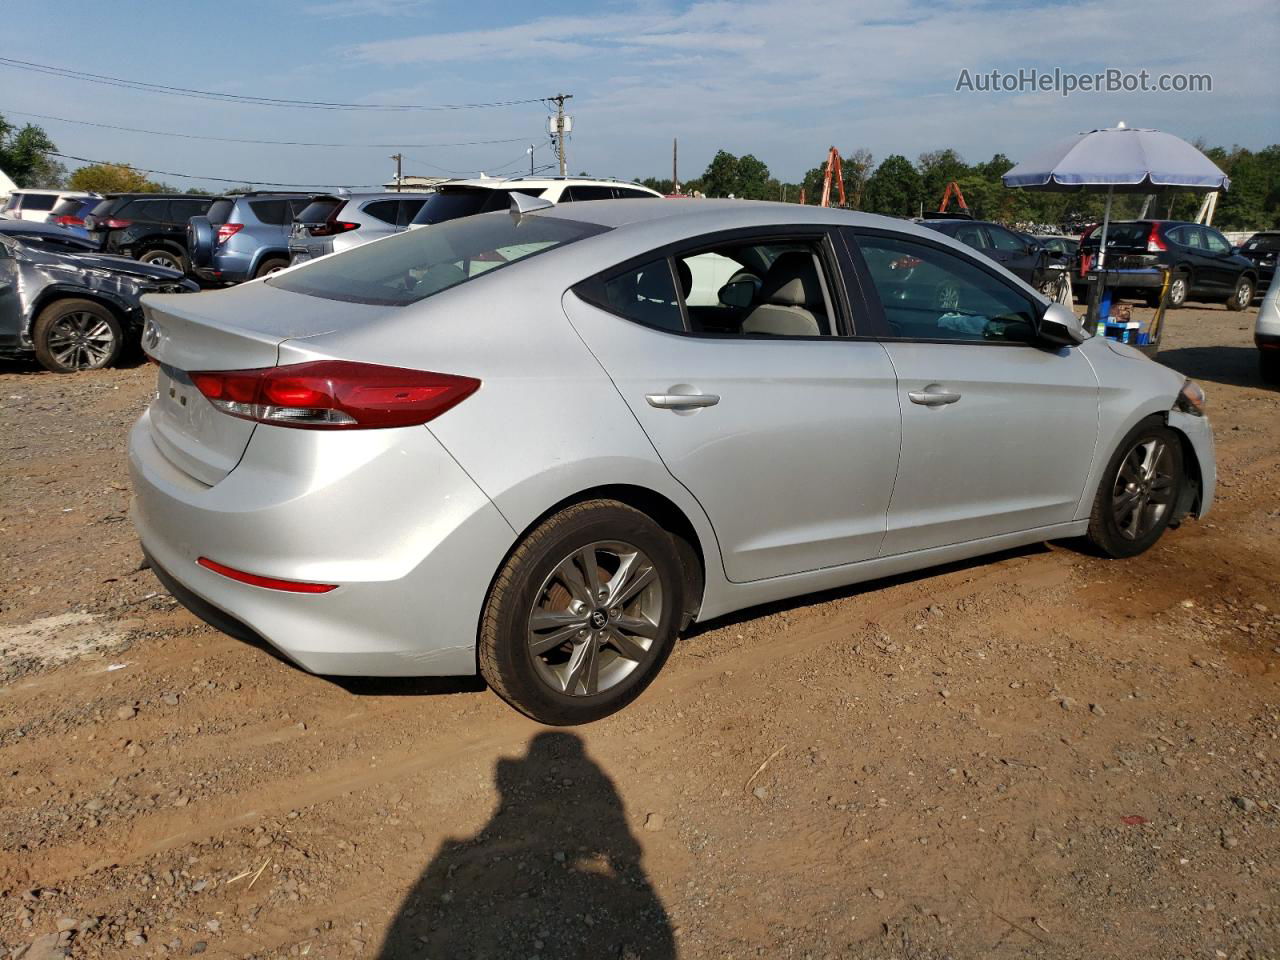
[675,259,693,299]
[759,251,822,308]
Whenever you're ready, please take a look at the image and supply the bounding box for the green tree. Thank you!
[917,148,970,211]
[863,154,921,217]
[701,150,740,197]
[735,154,771,199]
[67,162,165,194]
[0,113,63,187]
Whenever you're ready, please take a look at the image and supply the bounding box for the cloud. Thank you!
[305,0,431,18]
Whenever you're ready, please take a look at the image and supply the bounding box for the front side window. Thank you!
[986,225,1026,252]
[1203,228,1231,254]
[269,211,606,306]
[565,185,616,202]
[856,234,1037,343]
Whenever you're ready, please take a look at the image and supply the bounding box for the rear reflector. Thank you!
[197,556,338,593]
[189,360,480,429]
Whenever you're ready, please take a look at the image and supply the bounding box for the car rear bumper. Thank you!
[127,408,516,676]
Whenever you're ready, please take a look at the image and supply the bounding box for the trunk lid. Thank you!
[140,283,390,485]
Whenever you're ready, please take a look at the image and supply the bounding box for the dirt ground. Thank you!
[0,301,1277,960]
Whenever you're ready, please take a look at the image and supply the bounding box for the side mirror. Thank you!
[718,278,755,309]
[1038,302,1086,346]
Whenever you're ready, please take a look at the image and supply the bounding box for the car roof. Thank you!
[440,176,658,193]
[0,219,81,235]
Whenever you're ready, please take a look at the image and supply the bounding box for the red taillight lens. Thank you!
[1147,224,1168,253]
[197,557,337,593]
[53,215,84,226]
[216,223,244,244]
[104,217,133,229]
[189,361,480,429]
[307,220,360,237]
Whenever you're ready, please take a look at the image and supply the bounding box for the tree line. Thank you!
[640,143,1280,231]
[4,112,1276,230]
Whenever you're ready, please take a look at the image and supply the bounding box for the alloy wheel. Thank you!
[1169,277,1187,305]
[527,540,662,697]
[1111,438,1176,540]
[45,311,117,370]
[145,253,181,270]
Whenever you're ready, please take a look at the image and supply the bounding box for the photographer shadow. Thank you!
[378,731,675,959]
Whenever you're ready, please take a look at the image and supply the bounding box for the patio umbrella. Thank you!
[1002,123,1230,268]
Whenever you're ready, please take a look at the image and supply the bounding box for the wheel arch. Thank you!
[488,483,710,643]
[248,248,291,277]
[1165,411,1210,522]
[30,287,134,333]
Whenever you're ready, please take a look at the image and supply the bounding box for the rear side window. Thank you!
[856,233,1037,343]
[169,198,210,223]
[362,199,399,225]
[948,223,987,249]
[598,259,685,332]
[295,198,343,223]
[269,211,607,306]
[120,199,169,221]
[249,199,290,225]
[20,194,58,212]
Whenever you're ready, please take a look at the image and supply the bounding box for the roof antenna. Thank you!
[510,191,555,221]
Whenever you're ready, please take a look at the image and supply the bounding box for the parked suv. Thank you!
[1078,220,1257,310]
[409,176,661,228]
[82,194,215,273]
[0,190,97,224]
[189,193,314,283]
[1236,231,1278,294]
[917,217,1053,289]
[46,195,103,239]
[287,192,430,265]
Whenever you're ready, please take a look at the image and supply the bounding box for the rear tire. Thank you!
[1085,418,1184,559]
[32,299,124,373]
[253,258,290,280]
[1166,273,1188,309]
[139,247,188,274]
[1226,276,1253,311]
[478,500,684,725]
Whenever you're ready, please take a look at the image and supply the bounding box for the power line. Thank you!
[1,108,532,149]
[0,57,548,112]
[49,152,387,189]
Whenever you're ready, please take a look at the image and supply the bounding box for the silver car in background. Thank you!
[288,192,431,264]
[129,199,1215,725]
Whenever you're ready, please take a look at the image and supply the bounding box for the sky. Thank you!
[2,0,1277,193]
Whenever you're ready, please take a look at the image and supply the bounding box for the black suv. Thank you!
[1079,220,1257,310]
[917,217,1054,290]
[1236,231,1278,293]
[83,194,215,274]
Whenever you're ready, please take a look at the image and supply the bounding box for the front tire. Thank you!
[32,299,124,373]
[1226,276,1253,311]
[478,500,684,725]
[1086,418,1184,558]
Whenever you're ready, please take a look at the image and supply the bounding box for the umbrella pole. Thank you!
[1097,185,1114,271]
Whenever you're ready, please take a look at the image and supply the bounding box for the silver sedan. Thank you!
[128,199,1215,724]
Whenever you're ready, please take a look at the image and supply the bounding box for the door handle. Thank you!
[908,388,962,406]
[645,393,720,410]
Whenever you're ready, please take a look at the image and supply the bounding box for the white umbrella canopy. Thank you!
[1003,123,1230,267]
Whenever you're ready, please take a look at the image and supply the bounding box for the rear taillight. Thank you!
[53,215,84,226]
[307,220,360,237]
[1147,224,1167,253]
[104,218,133,229]
[189,361,480,429]
[216,222,244,244]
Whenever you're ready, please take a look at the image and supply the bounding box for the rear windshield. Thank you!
[1244,233,1280,253]
[1082,223,1150,248]
[411,187,545,226]
[268,211,607,306]
[87,198,115,218]
[295,197,343,224]
[207,199,235,224]
[49,196,90,217]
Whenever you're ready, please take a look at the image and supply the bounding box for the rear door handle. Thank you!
[908,388,962,406]
[645,393,720,410]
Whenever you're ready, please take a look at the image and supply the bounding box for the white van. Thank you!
[0,189,96,223]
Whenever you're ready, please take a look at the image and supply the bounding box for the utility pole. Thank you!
[672,138,679,194]
[528,144,535,175]
[548,93,573,177]
[391,153,403,192]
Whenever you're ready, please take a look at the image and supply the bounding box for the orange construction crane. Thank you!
[820,146,846,208]
[938,180,969,214]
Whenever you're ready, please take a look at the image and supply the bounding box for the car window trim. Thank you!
[574,225,866,341]
[841,225,1044,348]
